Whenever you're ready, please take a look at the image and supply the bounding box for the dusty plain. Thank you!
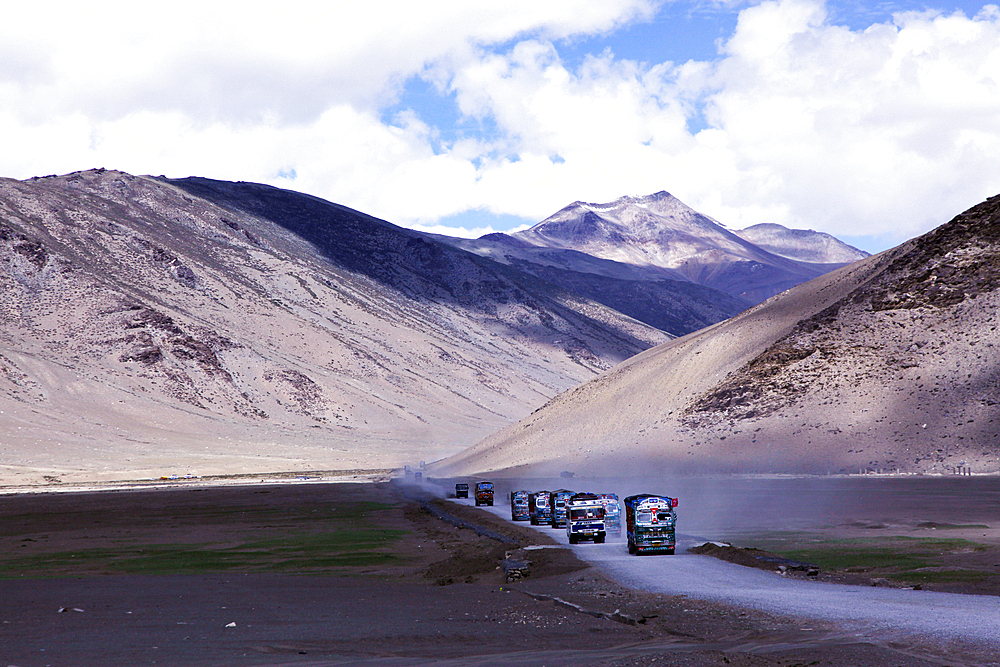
[1,477,998,666]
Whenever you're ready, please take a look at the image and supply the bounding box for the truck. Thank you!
[528,491,551,525]
[566,493,606,544]
[549,489,574,528]
[474,481,494,506]
[510,490,530,521]
[598,493,622,536]
[624,494,678,555]
[455,483,469,498]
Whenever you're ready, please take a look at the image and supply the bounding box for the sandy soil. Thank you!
[0,480,995,666]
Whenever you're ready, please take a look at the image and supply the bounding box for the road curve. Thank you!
[445,494,1000,659]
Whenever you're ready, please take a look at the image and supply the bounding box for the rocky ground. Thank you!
[1,480,996,666]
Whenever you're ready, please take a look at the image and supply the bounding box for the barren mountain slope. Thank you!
[0,170,669,485]
[433,194,1000,477]
[734,223,870,264]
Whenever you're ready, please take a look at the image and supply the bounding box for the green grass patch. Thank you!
[0,498,409,577]
[887,570,993,584]
[1,529,408,576]
[769,536,989,575]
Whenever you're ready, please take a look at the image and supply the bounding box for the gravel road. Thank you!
[446,490,1000,661]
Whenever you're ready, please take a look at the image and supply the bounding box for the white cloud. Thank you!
[3,0,1000,250]
[695,0,1000,240]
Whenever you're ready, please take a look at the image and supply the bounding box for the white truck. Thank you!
[566,492,606,544]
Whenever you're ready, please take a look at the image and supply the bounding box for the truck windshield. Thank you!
[570,508,604,520]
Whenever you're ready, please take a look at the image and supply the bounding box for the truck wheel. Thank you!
[569,535,577,544]
[595,534,605,544]
[627,541,635,554]
[666,547,675,555]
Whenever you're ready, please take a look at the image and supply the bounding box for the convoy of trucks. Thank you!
[446,478,677,555]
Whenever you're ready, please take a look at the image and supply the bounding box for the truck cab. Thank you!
[510,490,530,521]
[455,483,469,498]
[598,493,622,536]
[474,481,494,506]
[624,494,678,555]
[528,491,551,525]
[549,489,574,528]
[566,493,606,544]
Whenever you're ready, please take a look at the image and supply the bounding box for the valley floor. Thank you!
[0,480,997,666]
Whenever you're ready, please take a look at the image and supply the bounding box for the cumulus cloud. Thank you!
[2,0,1000,250]
[698,0,1000,240]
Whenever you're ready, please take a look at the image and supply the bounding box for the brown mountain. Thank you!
[0,169,670,485]
[433,194,1000,477]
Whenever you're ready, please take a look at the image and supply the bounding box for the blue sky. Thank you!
[3,1,1000,253]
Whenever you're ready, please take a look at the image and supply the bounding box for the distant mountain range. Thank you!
[435,194,1000,477]
[437,191,867,332]
[0,170,868,484]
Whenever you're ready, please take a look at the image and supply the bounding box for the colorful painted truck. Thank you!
[528,491,551,525]
[475,481,494,506]
[624,494,678,555]
[455,483,469,498]
[566,493,606,544]
[598,493,622,536]
[549,489,574,528]
[510,490,530,521]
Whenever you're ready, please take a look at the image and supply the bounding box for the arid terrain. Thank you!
[436,195,1000,478]
[0,170,675,486]
[1,170,873,488]
[1,479,998,666]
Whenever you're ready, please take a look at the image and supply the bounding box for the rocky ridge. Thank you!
[433,194,1000,477]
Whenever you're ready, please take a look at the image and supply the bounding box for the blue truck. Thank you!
[549,489,574,528]
[529,491,551,525]
[510,490,530,521]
